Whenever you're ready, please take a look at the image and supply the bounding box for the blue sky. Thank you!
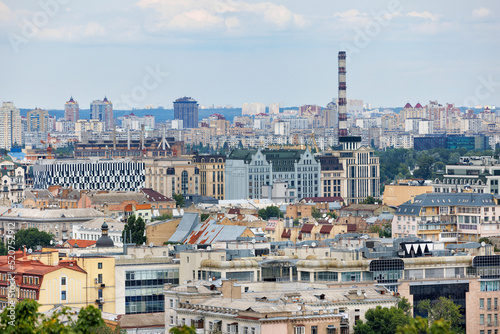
[0,0,498,110]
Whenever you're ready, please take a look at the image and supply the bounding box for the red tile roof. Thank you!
[301,224,314,233]
[135,204,152,210]
[141,188,173,202]
[404,103,413,108]
[281,229,291,238]
[415,102,423,108]
[320,225,333,234]
[65,239,97,248]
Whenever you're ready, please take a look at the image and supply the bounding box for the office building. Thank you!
[0,102,22,150]
[33,159,145,191]
[174,97,198,128]
[90,97,113,131]
[65,96,79,122]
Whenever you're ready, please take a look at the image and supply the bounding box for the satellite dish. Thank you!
[315,222,319,226]
[58,241,63,245]
[297,305,302,311]
[323,214,327,218]
[481,241,486,247]
[149,242,154,247]
[311,242,317,248]
[357,290,362,296]
[28,248,32,254]
[207,246,212,251]
[50,240,53,245]
[329,218,334,223]
[251,239,256,244]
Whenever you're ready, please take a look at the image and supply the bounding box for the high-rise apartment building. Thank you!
[90,97,113,131]
[27,108,50,132]
[0,102,22,150]
[174,97,198,128]
[65,96,79,122]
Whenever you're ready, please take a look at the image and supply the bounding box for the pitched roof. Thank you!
[168,212,199,243]
[281,229,291,238]
[301,224,314,233]
[65,239,96,248]
[141,188,173,202]
[135,204,152,210]
[404,103,413,108]
[301,196,343,203]
[320,225,333,234]
[184,220,249,244]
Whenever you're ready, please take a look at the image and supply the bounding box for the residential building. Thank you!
[225,148,320,201]
[72,217,125,246]
[383,181,432,207]
[65,96,79,122]
[174,97,198,128]
[192,154,226,200]
[0,157,25,204]
[33,159,145,191]
[90,97,113,131]
[27,108,50,132]
[391,192,500,242]
[318,153,344,198]
[0,102,22,150]
[242,102,265,116]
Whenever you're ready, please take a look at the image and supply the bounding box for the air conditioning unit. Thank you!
[101,283,105,288]
[99,297,104,303]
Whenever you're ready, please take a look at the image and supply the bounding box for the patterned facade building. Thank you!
[33,159,145,191]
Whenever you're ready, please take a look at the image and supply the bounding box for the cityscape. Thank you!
[0,1,499,334]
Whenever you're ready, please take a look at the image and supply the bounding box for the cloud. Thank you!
[407,11,441,22]
[472,7,491,19]
[136,0,307,34]
[334,9,370,26]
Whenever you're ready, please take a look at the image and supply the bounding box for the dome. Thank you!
[96,219,114,248]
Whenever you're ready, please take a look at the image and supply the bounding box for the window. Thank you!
[488,298,492,311]
[311,326,318,334]
[98,274,102,284]
[294,326,305,334]
[170,316,174,325]
[98,262,102,269]
[480,314,485,325]
[61,291,66,301]
[61,277,66,286]
[481,298,485,309]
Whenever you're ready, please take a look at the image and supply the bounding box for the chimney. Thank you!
[338,51,347,137]
[221,279,241,300]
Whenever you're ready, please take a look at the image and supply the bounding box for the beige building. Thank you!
[144,157,200,198]
[0,102,22,150]
[27,108,50,132]
[192,154,226,200]
[383,183,433,206]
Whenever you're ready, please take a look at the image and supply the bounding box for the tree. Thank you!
[361,196,378,204]
[200,213,210,222]
[398,297,412,317]
[397,316,452,334]
[311,207,322,219]
[151,213,173,222]
[0,241,7,256]
[14,228,53,250]
[417,297,464,334]
[258,206,283,220]
[0,299,112,333]
[170,325,196,334]
[173,193,185,208]
[354,306,410,334]
[122,215,147,245]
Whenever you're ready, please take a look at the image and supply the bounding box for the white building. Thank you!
[0,102,22,150]
[418,120,434,135]
[242,103,266,116]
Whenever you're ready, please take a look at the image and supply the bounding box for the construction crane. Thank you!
[309,133,320,153]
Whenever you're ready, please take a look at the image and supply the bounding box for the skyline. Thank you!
[0,0,499,109]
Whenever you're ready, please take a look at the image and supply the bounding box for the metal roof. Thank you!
[168,212,199,243]
[185,220,249,244]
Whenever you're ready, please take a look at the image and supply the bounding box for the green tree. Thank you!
[398,297,412,317]
[122,215,147,245]
[417,297,464,334]
[397,316,452,334]
[170,325,196,334]
[151,213,173,221]
[200,213,210,222]
[258,206,283,220]
[361,196,378,204]
[311,207,322,219]
[173,193,185,208]
[14,228,53,250]
[0,299,112,334]
[413,154,435,180]
[0,241,7,256]
[353,306,410,334]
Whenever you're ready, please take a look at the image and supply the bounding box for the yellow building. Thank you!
[192,154,226,200]
[383,183,433,206]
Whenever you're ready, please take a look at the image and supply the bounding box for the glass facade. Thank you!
[125,269,179,314]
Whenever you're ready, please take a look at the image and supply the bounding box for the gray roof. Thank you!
[168,212,199,243]
[396,193,495,216]
[184,220,249,244]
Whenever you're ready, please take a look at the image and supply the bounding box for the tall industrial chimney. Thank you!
[338,51,347,137]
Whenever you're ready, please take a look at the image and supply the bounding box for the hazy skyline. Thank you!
[0,0,498,110]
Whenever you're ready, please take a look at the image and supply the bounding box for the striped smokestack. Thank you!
[338,51,347,137]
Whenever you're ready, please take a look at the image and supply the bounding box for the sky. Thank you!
[0,0,499,110]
